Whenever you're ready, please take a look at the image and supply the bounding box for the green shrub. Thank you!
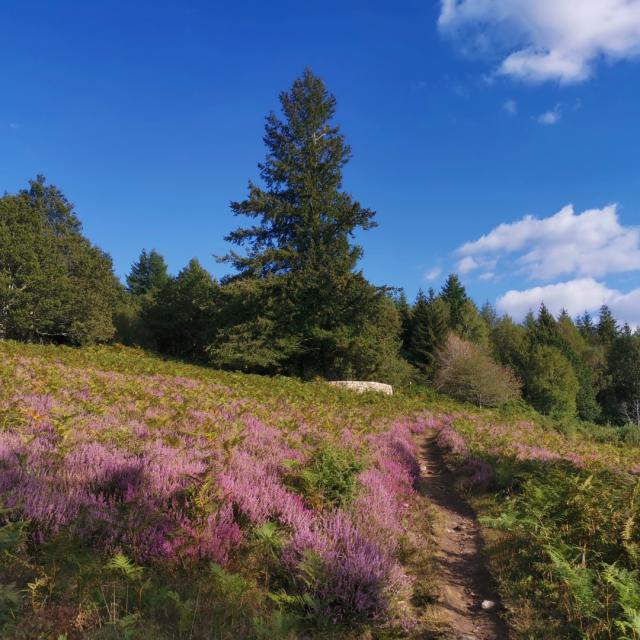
[299,446,365,508]
[435,334,521,408]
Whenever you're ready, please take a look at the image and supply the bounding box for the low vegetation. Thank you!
[429,409,640,639]
[0,341,442,639]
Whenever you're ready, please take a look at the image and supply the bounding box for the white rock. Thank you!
[329,381,393,395]
[481,599,496,610]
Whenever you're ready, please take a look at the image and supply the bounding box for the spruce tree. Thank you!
[394,289,413,354]
[126,249,170,296]
[216,69,397,380]
[221,68,375,278]
[440,273,468,331]
[576,311,596,342]
[145,259,218,359]
[597,305,619,346]
[407,290,449,377]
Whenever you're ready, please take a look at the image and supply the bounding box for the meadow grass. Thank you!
[1,341,640,639]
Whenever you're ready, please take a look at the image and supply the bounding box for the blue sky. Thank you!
[2,1,640,323]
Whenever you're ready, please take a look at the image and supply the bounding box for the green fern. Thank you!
[546,543,598,619]
[603,564,640,639]
[105,553,143,581]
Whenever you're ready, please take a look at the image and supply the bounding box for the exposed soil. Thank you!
[417,436,509,640]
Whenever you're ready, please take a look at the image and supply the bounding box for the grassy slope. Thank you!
[1,341,639,639]
[0,341,441,639]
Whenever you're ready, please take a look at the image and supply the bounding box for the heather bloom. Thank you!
[286,510,411,621]
[220,450,312,532]
[436,424,469,456]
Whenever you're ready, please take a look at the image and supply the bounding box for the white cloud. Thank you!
[424,267,442,282]
[457,256,480,274]
[503,98,518,115]
[497,278,640,326]
[537,104,562,124]
[438,0,640,83]
[458,204,640,280]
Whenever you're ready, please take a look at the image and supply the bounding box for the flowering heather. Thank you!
[0,342,433,634]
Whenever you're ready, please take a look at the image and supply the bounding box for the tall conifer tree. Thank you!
[216,69,400,379]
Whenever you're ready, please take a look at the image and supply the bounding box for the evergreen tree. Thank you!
[145,259,218,359]
[601,334,640,424]
[215,69,400,380]
[597,305,619,346]
[126,249,170,296]
[576,311,596,342]
[480,302,498,329]
[407,290,449,377]
[394,289,413,355]
[0,177,122,344]
[533,303,559,345]
[440,273,468,330]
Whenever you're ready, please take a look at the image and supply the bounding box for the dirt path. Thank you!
[418,436,509,640]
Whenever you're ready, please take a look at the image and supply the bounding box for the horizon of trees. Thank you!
[2,69,640,428]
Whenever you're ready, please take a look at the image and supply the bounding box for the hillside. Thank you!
[0,342,639,639]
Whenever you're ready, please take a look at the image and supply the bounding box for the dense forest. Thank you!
[1,70,639,428]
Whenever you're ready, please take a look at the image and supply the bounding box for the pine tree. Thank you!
[534,303,559,344]
[126,249,170,296]
[576,311,596,342]
[394,289,413,354]
[440,273,468,330]
[597,305,619,346]
[407,290,449,377]
[145,259,218,359]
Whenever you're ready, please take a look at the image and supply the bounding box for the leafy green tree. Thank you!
[527,345,579,418]
[0,176,121,344]
[215,69,401,380]
[126,249,169,296]
[490,315,528,378]
[523,305,599,421]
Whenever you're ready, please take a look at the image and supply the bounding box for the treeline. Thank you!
[1,70,639,426]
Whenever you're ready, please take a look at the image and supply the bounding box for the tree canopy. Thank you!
[0,176,122,344]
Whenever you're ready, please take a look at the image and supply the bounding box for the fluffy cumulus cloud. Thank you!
[497,278,640,326]
[438,0,640,83]
[457,204,640,280]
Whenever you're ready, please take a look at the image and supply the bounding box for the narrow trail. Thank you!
[417,436,509,640]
